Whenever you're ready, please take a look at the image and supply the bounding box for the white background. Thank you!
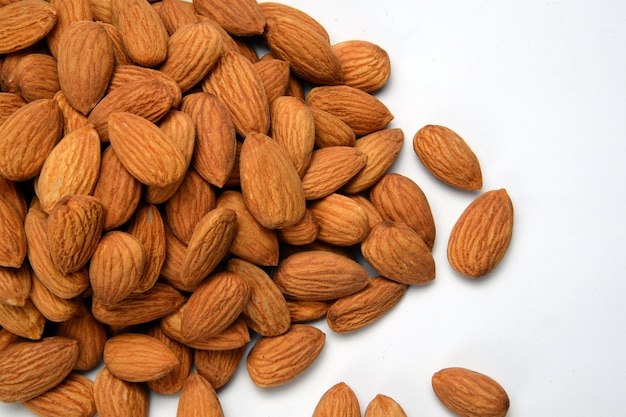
[3,0,626,416]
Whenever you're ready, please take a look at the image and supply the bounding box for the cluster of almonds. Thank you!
[0,0,514,416]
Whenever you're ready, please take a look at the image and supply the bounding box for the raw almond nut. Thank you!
[0,298,46,340]
[194,346,246,390]
[108,65,182,108]
[158,0,199,35]
[447,189,514,278]
[193,0,266,36]
[93,367,149,417]
[312,382,360,417]
[345,194,384,233]
[287,300,331,323]
[369,173,436,250]
[276,208,319,246]
[260,2,330,42]
[361,221,436,285]
[57,21,114,115]
[306,85,393,136]
[89,231,146,305]
[301,146,367,200]
[0,336,79,403]
[364,394,408,417]
[46,0,93,58]
[273,250,370,301]
[0,264,31,307]
[101,22,133,65]
[239,132,306,229]
[333,40,391,92]
[0,0,58,54]
[52,89,88,135]
[0,177,26,221]
[0,328,23,353]
[13,53,60,101]
[147,324,193,395]
[56,303,108,372]
[254,57,291,104]
[103,333,179,382]
[0,92,26,125]
[432,367,510,417]
[22,372,96,417]
[309,193,370,246]
[309,105,356,148]
[0,196,27,268]
[159,222,188,291]
[177,372,225,417]
[327,277,407,333]
[29,273,81,323]
[413,125,483,190]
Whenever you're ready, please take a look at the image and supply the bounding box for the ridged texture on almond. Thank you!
[0,337,79,403]
[46,195,105,274]
[56,303,107,372]
[432,367,510,417]
[23,372,96,417]
[46,0,93,58]
[108,111,187,187]
[94,367,148,417]
[194,347,245,390]
[57,21,114,115]
[343,128,404,194]
[108,65,182,108]
[369,173,436,250]
[240,132,306,229]
[52,90,88,135]
[0,98,62,182]
[266,17,343,85]
[158,0,199,35]
[287,300,331,323]
[0,197,26,268]
[246,324,325,387]
[159,21,223,93]
[13,53,60,101]
[111,0,169,67]
[254,58,291,103]
[260,2,329,42]
[202,51,270,137]
[309,193,370,246]
[301,146,367,200]
[216,190,280,267]
[101,22,133,65]
[89,231,146,305]
[333,40,391,92]
[346,194,384,233]
[310,106,357,148]
[361,221,436,285]
[193,0,266,36]
[0,0,57,54]
[447,189,514,278]
[413,125,483,190]
[327,277,407,333]
[227,257,291,337]
[177,372,225,417]
[181,271,251,343]
[276,209,319,246]
[0,92,26,124]
[273,250,370,301]
[29,272,81,323]
[181,92,237,188]
[313,382,361,417]
[36,125,101,213]
[0,264,31,307]
[103,333,179,383]
[364,394,408,417]
[0,299,46,340]
[146,324,192,395]
[306,85,393,136]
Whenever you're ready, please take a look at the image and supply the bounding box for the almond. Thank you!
[0,92,26,125]
[193,0,266,36]
[93,367,149,417]
[254,57,291,104]
[312,382,360,417]
[447,189,514,278]
[101,22,134,65]
[158,0,199,35]
[103,333,179,382]
[301,146,367,200]
[0,196,27,268]
[413,125,483,190]
[46,0,93,58]
[108,65,182,108]
[0,328,23,353]
[0,0,57,54]
[0,299,46,340]
[177,372,225,417]
[239,132,306,229]
[147,324,193,395]
[13,52,60,101]
[22,372,95,417]
[0,336,79,403]
[333,40,391,92]
[56,303,108,372]
[273,250,370,301]
[52,89,88,135]
[194,346,246,390]
[0,264,31,307]
[309,106,357,148]
[364,394,408,417]
[260,2,329,42]
[287,300,331,323]
[276,208,319,246]
[345,194,384,233]
[246,324,325,387]
[309,193,370,246]
[432,367,510,417]
[29,273,81,323]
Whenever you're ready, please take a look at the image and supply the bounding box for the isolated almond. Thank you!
[0,264,31,307]
[177,372,225,417]
[56,303,108,372]
[0,336,79,403]
[432,367,510,417]
[0,0,57,54]
[301,146,367,200]
[364,394,408,417]
[0,196,27,268]
[194,346,246,390]
[193,0,266,36]
[93,367,149,417]
[273,250,370,301]
[447,189,514,278]
[306,85,393,136]
[239,132,306,229]
[104,333,179,382]
[246,324,325,387]
[413,125,483,190]
[147,324,192,395]
[13,53,60,101]
[361,221,435,285]
[57,21,114,115]
[312,382,360,417]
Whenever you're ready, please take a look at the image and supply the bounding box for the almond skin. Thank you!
[432,367,510,417]
[193,0,266,36]
[93,367,149,417]
[22,372,96,417]
[194,347,246,390]
[301,146,367,200]
[447,189,514,278]
[56,303,108,372]
[0,0,58,54]
[146,324,193,395]
[46,0,93,58]
[309,193,370,246]
[312,382,361,417]
[0,336,79,403]
[246,324,325,387]
[333,40,391,92]
[177,372,225,417]
[0,264,31,307]
[13,52,60,101]
[0,298,46,340]
[0,196,27,268]
[413,125,483,190]
[364,394,409,417]
[260,2,330,42]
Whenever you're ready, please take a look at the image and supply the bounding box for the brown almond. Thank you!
[246,324,325,387]
[254,57,291,104]
[312,382,360,417]
[13,53,60,101]
[29,273,81,323]
[0,299,46,340]
[0,336,79,403]
[193,0,266,36]
[146,324,193,395]
[158,0,199,35]
[413,124,483,190]
[271,96,316,176]
[301,146,367,200]
[56,303,108,372]
[0,0,57,54]
[101,22,133,65]
[345,194,384,233]
[333,40,391,92]
[108,65,182,108]
[0,328,23,353]
[239,132,306,229]
[23,372,96,417]
[52,89,88,135]
[194,347,246,390]
[273,250,370,301]
[0,196,27,268]
[432,367,510,417]
[93,367,148,417]
[309,105,356,148]
[0,264,31,307]
[276,208,319,246]
[177,372,225,417]
[309,193,370,246]
[0,92,26,125]
[361,221,436,285]
[260,2,329,42]
[47,0,93,58]
[364,394,409,417]
[0,177,26,221]
[447,189,514,278]
[159,223,188,290]
[287,300,331,323]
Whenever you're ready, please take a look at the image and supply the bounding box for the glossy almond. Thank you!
[193,0,266,36]
[413,125,483,190]
[0,197,26,268]
[0,336,79,403]
[313,382,360,417]
[23,372,96,417]
[0,0,58,54]
[94,367,149,417]
[447,189,514,278]
[432,367,510,417]
[301,146,367,200]
[177,372,225,417]
[364,394,408,417]
[333,40,391,92]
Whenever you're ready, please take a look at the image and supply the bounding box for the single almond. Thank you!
[309,193,370,246]
[52,89,88,135]
[29,273,81,323]
[287,300,331,323]
[147,324,193,395]
[413,124,483,190]
[447,189,514,278]
[260,2,329,42]
[0,298,46,340]
[345,194,384,234]
[13,52,60,101]
[108,65,182,108]
[364,394,409,417]
[276,208,319,246]
[93,367,149,417]
[46,0,93,58]
[333,40,391,92]
[23,372,96,417]
[301,146,367,200]
[0,0,58,54]
[101,21,133,65]
[158,0,199,35]
[312,382,361,417]
[309,106,357,148]
[193,0,266,36]
[0,196,27,268]
[194,346,246,390]
[0,264,31,307]
[253,57,291,104]
[177,372,225,417]
[0,92,26,125]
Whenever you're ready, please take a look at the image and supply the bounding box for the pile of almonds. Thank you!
[0,0,514,416]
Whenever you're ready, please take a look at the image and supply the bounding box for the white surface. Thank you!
[3,1,626,416]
